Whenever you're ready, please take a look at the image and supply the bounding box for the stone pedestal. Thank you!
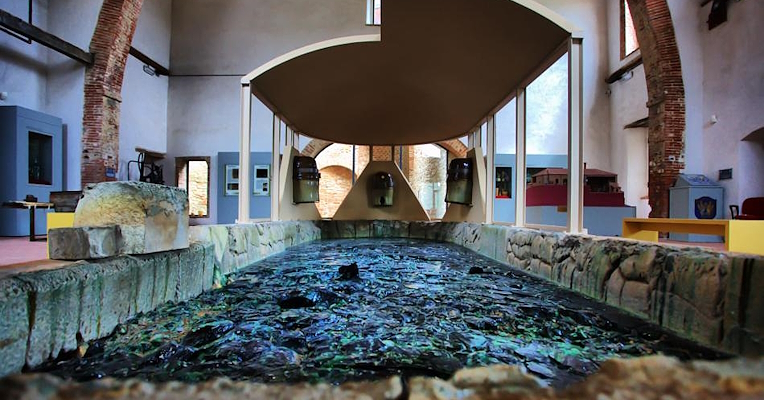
[49,182,189,260]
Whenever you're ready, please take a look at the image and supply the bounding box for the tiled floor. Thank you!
[0,237,73,278]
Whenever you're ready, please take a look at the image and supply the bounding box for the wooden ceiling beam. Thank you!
[0,9,93,65]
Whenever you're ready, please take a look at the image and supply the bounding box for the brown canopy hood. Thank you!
[245,0,577,146]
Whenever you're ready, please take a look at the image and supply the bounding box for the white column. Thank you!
[238,84,252,223]
[485,115,496,224]
[515,88,527,228]
[567,37,584,234]
[271,114,282,221]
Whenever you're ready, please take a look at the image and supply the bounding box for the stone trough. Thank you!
[1,206,763,397]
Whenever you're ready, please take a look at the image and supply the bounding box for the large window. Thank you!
[397,144,448,220]
[176,157,210,218]
[621,0,639,59]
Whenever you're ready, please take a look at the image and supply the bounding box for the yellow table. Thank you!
[622,218,764,256]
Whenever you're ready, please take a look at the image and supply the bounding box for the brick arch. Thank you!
[438,138,468,158]
[317,165,353,218]
[81,0,144,187]
[626,0,685,218]
[302,138,468,159]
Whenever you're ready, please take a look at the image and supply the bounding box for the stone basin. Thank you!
[2,220,763,399]
[34,239,726,388]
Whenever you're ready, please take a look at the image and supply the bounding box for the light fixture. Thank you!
[618,70,634,82]
[142,64,157,77]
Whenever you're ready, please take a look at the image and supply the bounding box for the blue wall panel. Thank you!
[0,106,63,236]
[217,152,272,224]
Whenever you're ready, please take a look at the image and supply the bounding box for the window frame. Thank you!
[175,156,211,219]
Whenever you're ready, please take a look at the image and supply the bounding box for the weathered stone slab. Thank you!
[48,226,119,260]
[0,221,322,377]
[15,267,87,367]
[621,280,650,316]
[0,278,30,377]
[74,181,189,255]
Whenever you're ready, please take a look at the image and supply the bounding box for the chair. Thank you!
[730,197,764,220]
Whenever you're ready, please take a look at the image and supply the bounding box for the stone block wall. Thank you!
[318,220,764,356]
[2,218,760,379]
[0,221,321,377]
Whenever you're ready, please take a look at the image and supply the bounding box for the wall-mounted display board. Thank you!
[217,153,272,224]
[253,165,270,196]
[225,164,239,196]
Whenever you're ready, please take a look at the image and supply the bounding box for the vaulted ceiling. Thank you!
[247,0,574,146]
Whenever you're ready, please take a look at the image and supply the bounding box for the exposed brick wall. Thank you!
[372,146,394,161]
[438,139,468,159]
[315,144,364,218]
[82,0,144,187]
[626,0,685,218]
[317,166,353,218]
[406,146,448,218]
[301,139,332,159]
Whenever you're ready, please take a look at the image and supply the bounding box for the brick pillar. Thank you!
[81,0,144,187]
[627,0,685,218]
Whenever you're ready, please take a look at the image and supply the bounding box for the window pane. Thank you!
[405,144,447,220]
[494,99,517,223]
[373,0,382,25]
[526,54,569,228]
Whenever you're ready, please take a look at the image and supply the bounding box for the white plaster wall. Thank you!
[605,0,649,217]
[699,0,764,209]
[0,0,49,111]
[45,0,102,190]
[119,0,172,181]
[169,0,375,75]
[535,0,612,170]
